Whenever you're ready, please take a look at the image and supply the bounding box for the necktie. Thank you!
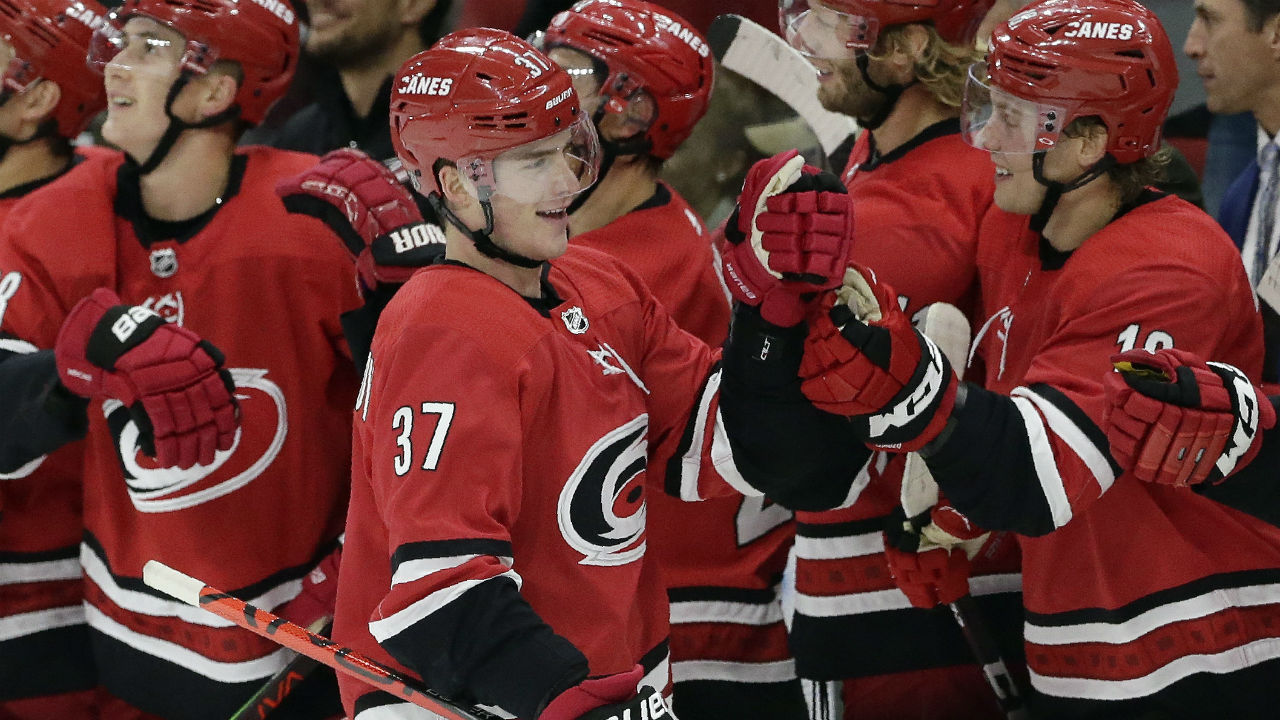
[1253,142,1280,286]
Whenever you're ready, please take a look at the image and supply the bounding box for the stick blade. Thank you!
[143,560,204,606]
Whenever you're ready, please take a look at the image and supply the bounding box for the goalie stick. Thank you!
[142,561,500,720]
[706,14,858,157]
[904,303,1029,720]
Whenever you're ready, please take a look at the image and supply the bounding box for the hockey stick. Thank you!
[142,561,500,720]
[906,304,1030,720]
[227,618,329,720]
[706,13,858,157]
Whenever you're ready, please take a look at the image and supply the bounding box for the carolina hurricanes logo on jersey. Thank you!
[140,291,185,325]
[103,367,288,513]
[557,414,649,566]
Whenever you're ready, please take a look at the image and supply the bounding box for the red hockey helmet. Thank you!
[0,0,108,137]
[391,28,601,203]
[88,0,298,126]
[543,0,713,160]
[781,0,996,59]
[961,0,1176,163]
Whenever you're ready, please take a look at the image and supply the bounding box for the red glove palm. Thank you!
[883,501,988,608]
[721,150,852,326]
[1105,348,1275,486]
[55,288,239,469]
[540,666,675,720]
[277,546,341,630]
[275,148,445,293]
[800,265,957,451]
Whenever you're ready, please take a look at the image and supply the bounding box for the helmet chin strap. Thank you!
[566,103,652,215]
[427,192,545,269]
[854,52,917,131]
[1029,151,1117,234]
[130,72,242,175]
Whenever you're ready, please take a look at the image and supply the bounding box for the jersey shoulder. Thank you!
[0,148,123,261]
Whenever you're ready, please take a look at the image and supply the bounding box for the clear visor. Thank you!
[458,112,603,205]
[87,15,216,78]
[960,63,1068,155]
[780,0,879,60]
[548,46,657,138]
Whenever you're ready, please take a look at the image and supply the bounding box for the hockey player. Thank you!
[330,27,857,720]
[0,1,108,715]
[789,0,1280,716]
[0,0,362,717]
[777,2,1024,717]
[541,4,806,718]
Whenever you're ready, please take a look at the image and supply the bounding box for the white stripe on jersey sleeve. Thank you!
[0,604,85,643]
[672,658,797,684]
[390,555,516,589]
[369,572,521,643]
[1013,386,1116,496]
[1011,396,1074,529]
[669,598,787,626]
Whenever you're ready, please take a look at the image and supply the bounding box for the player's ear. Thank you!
[438,165,476,211]
[400,0,435,27]
[194,63,240,120]
[22,80,62,128]
[1076,123,1109,168]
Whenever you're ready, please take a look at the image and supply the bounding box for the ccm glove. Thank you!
[883,500,989,608]
[1105,348,1275,486]
[540,665,675,720]
[721,149,852,327]
[800,265,958,451]
[275,148,445,293]
[55,288,239,469]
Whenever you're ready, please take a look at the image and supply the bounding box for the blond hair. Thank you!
[871,24,983,108]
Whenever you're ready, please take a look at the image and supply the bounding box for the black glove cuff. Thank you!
[723,302,807,394]
[88,306,165,369]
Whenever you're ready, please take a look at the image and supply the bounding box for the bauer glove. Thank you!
[720,149,853,327]
[276,148,445,295]
[55,288,239,469]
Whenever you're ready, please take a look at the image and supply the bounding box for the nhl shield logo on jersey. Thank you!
[149,248,178,278]
[558,414,649,566]
[561,306,589,335]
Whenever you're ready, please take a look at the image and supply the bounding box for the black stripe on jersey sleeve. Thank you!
[665,360,721,499]
[0,345,87,473]
[390,539,515,573]
[1028,382,1122,477]
[924,383,1057,536]
[718,304,871,511]
[381,575,587,720]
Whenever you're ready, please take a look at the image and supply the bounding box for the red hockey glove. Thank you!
[275,148,445,293]
[721,149,852,327]
[55,288,239,469]
[800,265,958,451]
[277,546,341,630]
[883,500,988,609]
[540,666,675,720]
[1105,348,1275,487]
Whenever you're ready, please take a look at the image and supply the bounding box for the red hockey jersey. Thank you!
[790,122,1022,716]
[963,193,1280,712]
[573,183,800,699]
[0,147,362,719]
[334,245,752,719]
